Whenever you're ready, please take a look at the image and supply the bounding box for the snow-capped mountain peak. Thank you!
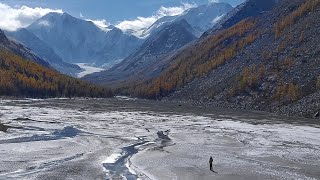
[137,2,233,38]
[26,12,142,66]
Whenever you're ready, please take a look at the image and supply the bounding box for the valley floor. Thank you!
[0,98,319,180]
[164,90,320,120]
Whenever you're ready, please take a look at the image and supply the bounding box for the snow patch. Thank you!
[102,153,122,164]
[75,63,104,78]
[212,14,225,24]
[116,96,137,101]
[38,20,50,26]
[126,161,137,175]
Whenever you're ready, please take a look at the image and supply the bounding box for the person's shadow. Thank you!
[210,169,218,174]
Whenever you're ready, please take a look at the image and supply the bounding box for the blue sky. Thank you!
[0,0,244,23]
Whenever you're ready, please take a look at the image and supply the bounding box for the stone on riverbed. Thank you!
[0,123,10,132]
[157,130,170,140]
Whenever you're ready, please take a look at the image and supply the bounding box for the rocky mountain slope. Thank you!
[84,20,197,86]
[6,28,82,76]
[27,12,142,66]
[98,25,143,68]
[127,0,320,118]
[0,29,49,67]
[205,0,278,35]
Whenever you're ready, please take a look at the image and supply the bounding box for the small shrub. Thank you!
[274,0,320,38]
[274,82,300,102]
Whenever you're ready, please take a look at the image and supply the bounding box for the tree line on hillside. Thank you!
[128,18,259,99]
[274,0,320,38]
[0,50,113,98]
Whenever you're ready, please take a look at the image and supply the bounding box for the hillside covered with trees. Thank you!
[0,50,113,98]
[123,0,320,118]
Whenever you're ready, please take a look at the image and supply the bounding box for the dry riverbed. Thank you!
[0,98,319,180]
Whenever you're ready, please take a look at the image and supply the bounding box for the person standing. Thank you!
[209,156,213,171]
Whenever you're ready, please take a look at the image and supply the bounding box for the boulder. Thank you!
[0,123,9,132]
[157,130,170,140]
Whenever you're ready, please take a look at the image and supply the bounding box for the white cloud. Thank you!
[209,0,220,3]
[116,16,157,36]
[80,12,111,31]
[0,3,63,31]
[115,3,196,37]
[86,19,111,32]
[157,3,196,17]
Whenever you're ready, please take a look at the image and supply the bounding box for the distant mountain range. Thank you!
[6,12,143,76]
[26,12,143,66]
[132,2,234,38]
[84,19,197,86]
[4,2,233,78]
[83,2,234,85]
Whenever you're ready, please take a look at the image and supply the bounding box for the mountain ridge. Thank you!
[6,28,82,76]
[0,29,50,68]
[139,2,234,38]
[83,2,235,85]
[27,12,143,66]
[83,19,197,86]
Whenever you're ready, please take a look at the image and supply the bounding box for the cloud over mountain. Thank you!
[115,3,196,37]
[0,3,62,31]
[86,19,111,31]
